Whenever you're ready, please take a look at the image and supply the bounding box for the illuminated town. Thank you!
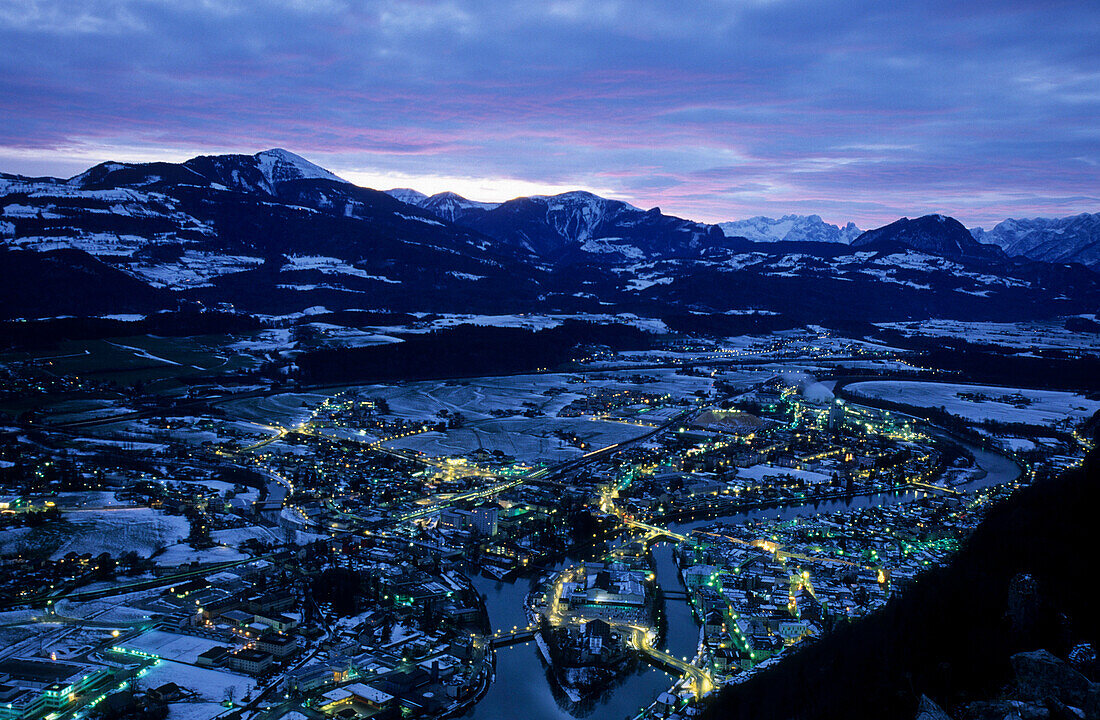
[2,2,1099,718]
[1,325,1093,720]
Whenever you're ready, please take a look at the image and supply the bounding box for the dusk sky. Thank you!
[1,0,1098,228]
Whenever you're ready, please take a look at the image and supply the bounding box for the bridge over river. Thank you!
[624,625,714,698]
[489,625,538,648]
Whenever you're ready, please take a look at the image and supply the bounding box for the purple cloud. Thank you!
[0,0,1097,227]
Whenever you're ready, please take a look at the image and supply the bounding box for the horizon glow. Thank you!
[1,0,1098,228]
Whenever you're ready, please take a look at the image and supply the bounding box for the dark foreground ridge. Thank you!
[703,422,1100,720]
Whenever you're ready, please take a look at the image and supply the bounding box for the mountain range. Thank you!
[390,187,1100,270]
[971,213,1100,270]
[1,149,1097,328]
[717,214,862,244]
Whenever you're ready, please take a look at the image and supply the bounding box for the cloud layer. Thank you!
[1,0,1098,227]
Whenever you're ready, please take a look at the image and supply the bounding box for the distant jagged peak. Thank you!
[719,214,862,243]
[413,191,500,222]
[425,191,499,210]
[385,187,430,205]
[384,188,500,219]
[970,211,1100,269]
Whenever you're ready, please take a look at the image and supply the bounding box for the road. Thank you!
[384,407,695,527]
[0,555,271,610]
[626,625,714,698]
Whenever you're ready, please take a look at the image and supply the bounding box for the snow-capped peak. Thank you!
[386,188,429,205]
[529,190,641,212]
[415,192,500,222]
[719,214,862,243]
[253,149,346,185]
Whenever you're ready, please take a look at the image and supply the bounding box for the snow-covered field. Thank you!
[0,508,189,559]
[151,544,249,566]
[227,328,295,354]
[60,509,190,557]
[128,252,265,290]
[140,660,255,702]
[223,391,337,427]
[282,254,399,283]
[73,437,169,453]
[876,319,1100,356]
[210,526,280,546]
[53,597,155,624]
[304,325,405,348]
[1000,437,1040,452]
[53,490,127,508]
[121,629,232,663]
[46,398,137,423]
[846,381,1100,429]
[384,417,652,463]
[735,464,832,484]
[72,415,277,450]
[166,702,229,720]
[387,312,670,335]
[353,370,715,424]
[354,374,584,422]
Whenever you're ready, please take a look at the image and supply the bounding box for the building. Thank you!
[195,646,229,668]
[563,568,649,622]
[146,683,182,703]
[227,648,273,676]
[469,506,498,536]
[287,661,353,694]
[257,633,299,659]
[218,609,254,628]
[253,611,298,632]
[248,590,296,614]
[318,683,395,716]
[0,658,110,720]
[440,506,498,537]
[583,619,612,655]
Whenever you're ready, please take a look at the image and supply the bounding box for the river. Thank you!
[460,438,1020,719]
[671,438,1020,533]
[459,542,696,720]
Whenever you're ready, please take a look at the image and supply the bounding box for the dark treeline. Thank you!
[920,347,1100,392]
[660,313,801,337]
[288,310,421,328]
[658,310,877,339]
[704,427,1100,720]
[296,320,653,383]
[0,310,262,349]
[873,329,1100,393]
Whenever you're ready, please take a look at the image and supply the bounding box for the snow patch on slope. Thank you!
[254,149,346,185]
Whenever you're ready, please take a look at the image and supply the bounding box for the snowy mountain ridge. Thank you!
[419,192,500,222]
[2,148,1098,322]
[68,148,349,197]
[719,214,862,244]
[971,213,1100,270]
